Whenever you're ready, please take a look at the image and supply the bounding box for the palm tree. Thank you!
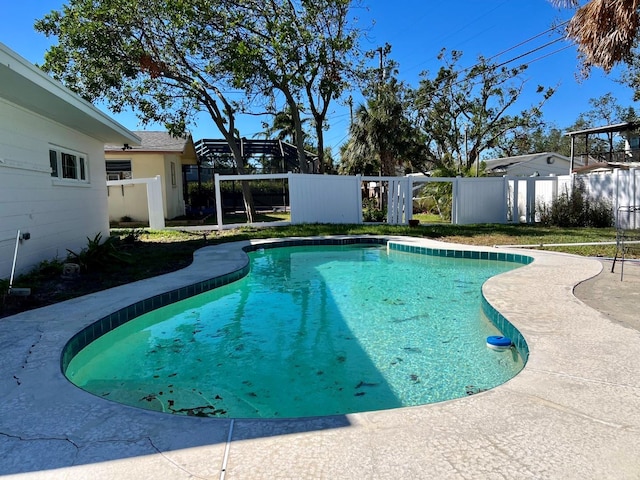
[554,0,640,73]
[257,107,310,144]
[340,79,422,176]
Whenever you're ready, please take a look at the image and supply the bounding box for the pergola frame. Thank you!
[566,121,640,173]
[194,138,318,174]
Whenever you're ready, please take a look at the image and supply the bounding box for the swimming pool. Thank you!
[63,239,531,419]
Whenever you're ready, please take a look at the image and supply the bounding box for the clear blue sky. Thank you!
[1,1,635,153]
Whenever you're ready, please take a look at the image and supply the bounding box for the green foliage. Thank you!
[66,233,131,272]
[362,198,385,222]
[35,0,363,217]
[415,181,452,220]
[340,74,426,175]
[494,125,573,157]
[1,258,64,300]
[537,181,614,228]
[221,0,360,173]
[120,228,144,244]
[412,49,554,171]
[187,180,289,204]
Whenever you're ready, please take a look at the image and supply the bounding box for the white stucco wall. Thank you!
[106,152,186,222]
[0,98,110,279]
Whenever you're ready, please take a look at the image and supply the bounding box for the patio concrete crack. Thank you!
[147,436,210,479]
[509,389,633,430]
[527,367,640,391]
[12,328,44,386]
[0,431,79,451]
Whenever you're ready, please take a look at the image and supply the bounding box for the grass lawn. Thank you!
[1,222,620,318]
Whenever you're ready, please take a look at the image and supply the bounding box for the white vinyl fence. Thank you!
[209,169,640,230]
[106,176,165,229]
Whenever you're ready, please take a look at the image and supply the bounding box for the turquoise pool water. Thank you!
[66,244,525,418]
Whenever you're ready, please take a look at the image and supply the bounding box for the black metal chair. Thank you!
[611,205,640,280]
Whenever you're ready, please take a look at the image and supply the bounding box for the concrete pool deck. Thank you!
[1,236,639,479]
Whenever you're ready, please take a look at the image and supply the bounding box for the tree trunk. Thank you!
[224,136,256,222]
[315,119,325,174]
[282,88,309,173]
[380,151,395,176]
[239,180,256,222]
[204,96,257,223]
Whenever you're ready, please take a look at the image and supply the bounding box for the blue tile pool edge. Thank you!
[387,241,531,363]
[61,237,531,374]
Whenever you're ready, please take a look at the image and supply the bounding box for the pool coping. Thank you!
[1,236,639,479]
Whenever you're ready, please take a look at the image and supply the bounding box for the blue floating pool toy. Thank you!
[486,335,512,351]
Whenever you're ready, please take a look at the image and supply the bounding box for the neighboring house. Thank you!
[0,43,140,280]
[105,131,197,222]
[482,152,575,177]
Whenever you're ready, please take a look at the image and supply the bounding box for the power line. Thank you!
[485,20,569,63]
[405,17,570,80]
[403,0,512,74]
[521,44,574,67]
[492,37,566,70]
[412,37,573,108]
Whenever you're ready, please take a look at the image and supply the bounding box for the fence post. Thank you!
[356,174,363,224]
[387,178,396,224]
[451,177,458,224]
[288,172,296,223]
[511,177,519,223]
[214,173,223,231]
[147,176,165,230]
[502,176,510,223]
[406,176,413,223]
[633,167,639,207]
[525,177,535,223]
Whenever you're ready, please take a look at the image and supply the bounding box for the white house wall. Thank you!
[508,157,571,177]
[162,153,186,219]
[0,98,109,278]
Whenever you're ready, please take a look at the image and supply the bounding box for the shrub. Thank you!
[537,180,614,228]
[67,233,131,272]
[119,228,144,245]
[362,198,385,222]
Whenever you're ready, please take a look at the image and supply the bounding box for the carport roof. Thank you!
[565,121,640,137]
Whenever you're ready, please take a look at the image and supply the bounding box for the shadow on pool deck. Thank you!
[574,258,640,332]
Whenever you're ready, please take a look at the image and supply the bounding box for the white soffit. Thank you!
[0,42,140,146]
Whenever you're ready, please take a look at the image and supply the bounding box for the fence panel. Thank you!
[454,177,507,224]
[107,184,148,222]
[387,177,410,224]
[289,174,361,224]
[210,169,640,230]
[614,169,640,209]
[106,176,165,229]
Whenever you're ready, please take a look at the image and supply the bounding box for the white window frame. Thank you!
[49,146,89,184]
